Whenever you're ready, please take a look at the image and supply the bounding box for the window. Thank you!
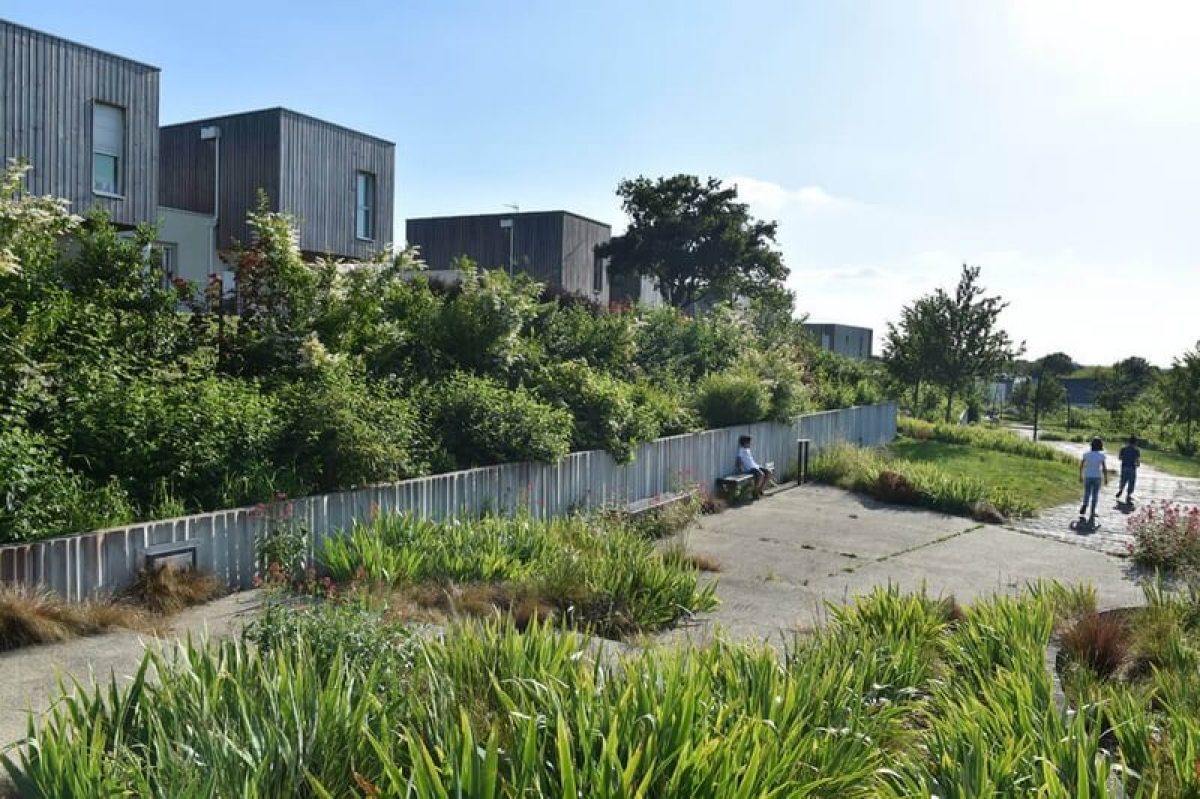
[93,103,124,195]
[355,171,375,240]
[593,252,604,294]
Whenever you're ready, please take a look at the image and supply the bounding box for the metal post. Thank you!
[796,438,811,485]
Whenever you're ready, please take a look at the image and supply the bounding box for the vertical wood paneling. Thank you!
[0,20,159,227]
[560,212,611,303]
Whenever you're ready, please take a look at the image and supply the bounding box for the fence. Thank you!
[0,403,896,600]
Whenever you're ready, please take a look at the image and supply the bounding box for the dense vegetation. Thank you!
[0,163,885,543]
[11,583,1200,796]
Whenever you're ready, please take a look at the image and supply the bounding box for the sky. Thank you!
[6,0,1199,366]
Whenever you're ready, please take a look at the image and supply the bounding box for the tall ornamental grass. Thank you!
[15,585,1200,796]
[318,512,716,637]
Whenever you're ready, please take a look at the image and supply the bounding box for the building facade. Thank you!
[1,19,160,228]
[803,323,874,359]
[160,107,395,265]
[406,211,611,305]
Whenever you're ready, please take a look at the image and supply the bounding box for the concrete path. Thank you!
[0,591,262,759]
[658,485,1146,647]
[1005,429,1200,555]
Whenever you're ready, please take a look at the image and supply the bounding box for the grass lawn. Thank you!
[1140,448,1200,478]
[889,438,1081,510]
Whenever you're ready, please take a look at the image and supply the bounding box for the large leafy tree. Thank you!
[598,175,787,310]
[890,265,1022,422]
[1028,352,1073,440]
[1096,356,1157,414]
[883,295,943,413]
[1162,343,1200,454]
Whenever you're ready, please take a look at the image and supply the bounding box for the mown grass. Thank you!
[890,439,1082,511]
[11,583,1200,797]
[900,416,1077,465]
[318,511,716,638]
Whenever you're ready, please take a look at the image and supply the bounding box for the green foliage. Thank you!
[692,369,770,429]
[20,585,1200,796]
[1096,356,1156,414]
[533,301,635,373]
[533,360,657,462]
[599,174,788,309]
[318,511,717,637]
[1163,341,1200,452]
[811,442,1036,519]
[631,305,746,385]
[429,373,573,468]
[899,417,1076,464]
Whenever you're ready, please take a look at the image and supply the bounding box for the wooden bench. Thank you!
[717,461,774,502]
[627,491,690,516]
[143,540,199,572]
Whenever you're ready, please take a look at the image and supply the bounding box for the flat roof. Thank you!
[407,210,612,229]
[1,18,159,72]
[161,106,394,147]
[803,323,873,331]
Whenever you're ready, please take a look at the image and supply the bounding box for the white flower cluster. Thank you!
[0,159,83,276]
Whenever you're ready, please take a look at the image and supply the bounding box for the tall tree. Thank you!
[883,294,943,413]
[1096,356,1157,414]
[1162,343,1200,454]
[909,265,1022,422]
[598,175,787,310]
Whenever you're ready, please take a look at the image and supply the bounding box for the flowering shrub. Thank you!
[1127,501,1200,571]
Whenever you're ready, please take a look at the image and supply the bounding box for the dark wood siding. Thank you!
[406,212,569,289]
[279,110,394,260]
[159,108,282,251]
[560,213,611,304]
[1,20,159,227]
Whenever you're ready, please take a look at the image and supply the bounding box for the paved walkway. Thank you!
[1004,431,1200,556]
[658,484,1145,647]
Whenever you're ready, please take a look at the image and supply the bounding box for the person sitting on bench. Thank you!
[736,435,773,498]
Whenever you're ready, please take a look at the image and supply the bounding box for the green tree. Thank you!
[1162,343,1200,454]
[883,295,943,414]
[1096,356,1157,414]
[901,265,1022,422]
[1028,352,1073,439]
[597,175,787,309]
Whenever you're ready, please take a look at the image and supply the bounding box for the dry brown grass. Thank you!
[385,582,558,629]
[1059,610,1132,679]
[682,553,723,572]
[126,565,226,615]
[0,585,148,653]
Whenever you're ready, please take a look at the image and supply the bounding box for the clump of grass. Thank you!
[318,511,717,637]
[810,443,1034,519]
[0,585,146,653]
[899,417,1076,464]
[126,565,226,615]
[1058,610,1131,678]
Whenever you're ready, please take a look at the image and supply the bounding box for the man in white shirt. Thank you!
[1079,437,1108,521]
[736,435,773,498]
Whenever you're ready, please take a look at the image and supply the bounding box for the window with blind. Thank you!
[93,103,125,195]
[355,171,375,240]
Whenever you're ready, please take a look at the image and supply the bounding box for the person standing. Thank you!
[1079,437,1108,521]
[1117,435,1141,504]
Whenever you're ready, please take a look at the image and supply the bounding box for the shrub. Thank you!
[0,585,145,652]
[533,360,657,462]
[874,470,921,504]
[1127,501,1200,572]
[693,369,770,429]
[629,380,699,436]
[0,425,133,543]
[275,361,428,491]
[429,372,572,468]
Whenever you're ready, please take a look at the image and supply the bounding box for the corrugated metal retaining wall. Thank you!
[0,403,896,600]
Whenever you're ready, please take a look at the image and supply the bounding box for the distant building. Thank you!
[804,323,873,359]
[406,211,612,305]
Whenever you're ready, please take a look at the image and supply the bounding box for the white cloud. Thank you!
[726,176,856,216]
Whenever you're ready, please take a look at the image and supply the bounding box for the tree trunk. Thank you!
[913,380,921,414]
[944,391,954,423]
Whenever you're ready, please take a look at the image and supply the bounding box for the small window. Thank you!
[355,171,375,240]
[592,253,604,294]
[93,103,124,195]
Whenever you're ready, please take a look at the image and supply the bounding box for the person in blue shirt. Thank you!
[1079,437,1108,521]
[736,435,773,497]
[1116,435,1141,505]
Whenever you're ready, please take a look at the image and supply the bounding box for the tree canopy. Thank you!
[1096,356,1157,414]
[597,175,788,310]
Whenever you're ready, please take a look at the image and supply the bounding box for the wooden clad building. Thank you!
[160,107,394,260]
[0,18,160,227]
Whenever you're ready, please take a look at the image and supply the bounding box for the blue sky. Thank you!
[7,1,1198,365]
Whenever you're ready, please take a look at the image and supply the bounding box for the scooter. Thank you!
[1070,515,1101,533]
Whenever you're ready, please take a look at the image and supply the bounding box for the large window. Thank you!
[593,252,604,294]
[93,103,124,195]
[355,171,375,240]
